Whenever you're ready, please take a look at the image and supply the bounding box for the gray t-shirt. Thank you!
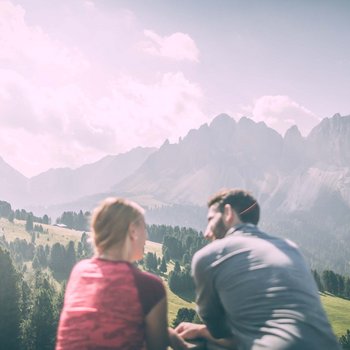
[192,224,340,350]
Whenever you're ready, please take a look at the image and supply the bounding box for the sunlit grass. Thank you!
[0,217,83,246]
[144,240,163,256]
[321,293,350,337]
[2,217,349,334]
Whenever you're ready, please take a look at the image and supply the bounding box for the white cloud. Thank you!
[0,69,118,174]
[0,66,206,176]
[0,1,206,177]
[138,30,199,62]
[242,95,321,136]
[83,0,96,11]
[97,71,205,148]
[0,1,89,82]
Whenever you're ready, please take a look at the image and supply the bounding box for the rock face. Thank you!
[111,114,350,215]
[1,113,350,273]
[1,113,349,214]
[108,113,350,276]
[307,113,350,167]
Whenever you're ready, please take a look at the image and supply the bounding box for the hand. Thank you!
[168,327,193,350]
[174,322,207,340]
[174,323,238,350]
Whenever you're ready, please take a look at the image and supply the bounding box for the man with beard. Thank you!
[173,189,340,350]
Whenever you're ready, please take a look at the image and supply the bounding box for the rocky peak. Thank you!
[209,113,236,129]
[307,114,350,166]
[282,125,307,170]
[284,125,303,141]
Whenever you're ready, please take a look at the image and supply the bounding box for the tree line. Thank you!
[55,210,90,231]
[0,200,91,232]
[0,200,50,225]
[0,232,93,279]
[148,224,206,262]
[0,246,64,350]
[145,224,206,297]
[1,205,350,349]
[0,229,94,349]
[313,269,350,299]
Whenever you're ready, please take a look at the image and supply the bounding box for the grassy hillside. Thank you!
[321,293,350,337]
[0,218,196,323]
[144,241,196,323]
[1,218,349,336]
[145,240,350,337]
[0,217,83,246]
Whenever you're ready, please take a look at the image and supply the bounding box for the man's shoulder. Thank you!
[237,225,301,250]
[192,239,226,272]
[194,239,223,258]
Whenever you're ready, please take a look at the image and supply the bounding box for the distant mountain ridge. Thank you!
[112,113,350,210]
[0,147,156,209]
[1,113,350,212]
[1,113,350,274]
[0,156,28,208]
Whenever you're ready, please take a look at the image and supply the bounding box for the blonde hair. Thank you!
[91,197,144,254]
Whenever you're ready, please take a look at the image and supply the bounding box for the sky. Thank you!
[0,0,349,177]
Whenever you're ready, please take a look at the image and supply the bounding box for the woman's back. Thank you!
[56,257,165,350]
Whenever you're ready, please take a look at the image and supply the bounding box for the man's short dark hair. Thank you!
[208,189,260,225]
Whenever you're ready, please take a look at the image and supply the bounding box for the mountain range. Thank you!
[0,147,155,212]
[1,113,350,274]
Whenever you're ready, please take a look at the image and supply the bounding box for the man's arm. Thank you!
[192,249,232,339]
[174,322,237,349]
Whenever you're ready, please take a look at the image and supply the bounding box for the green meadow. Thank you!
[145,240,350,337]
[1,218,349,336]
[321,293,350,337]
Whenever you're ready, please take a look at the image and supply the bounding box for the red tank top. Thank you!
[56,258,165,350]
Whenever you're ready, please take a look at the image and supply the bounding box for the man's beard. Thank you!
[214,217,228,239]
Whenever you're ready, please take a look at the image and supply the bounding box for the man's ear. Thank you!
[224,204,241,226]
[223,204,234,224]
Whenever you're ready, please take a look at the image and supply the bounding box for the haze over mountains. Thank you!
[0,147,156,211]
[1,113,350,215]
[1,113,350,273]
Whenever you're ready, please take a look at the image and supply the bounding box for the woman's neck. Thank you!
[97,242,132,262]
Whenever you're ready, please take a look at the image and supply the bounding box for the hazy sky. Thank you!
[1,0,349,177]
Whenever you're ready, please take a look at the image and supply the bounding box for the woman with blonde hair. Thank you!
[56,197,169,350]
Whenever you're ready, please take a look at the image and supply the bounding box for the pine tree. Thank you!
[34,245,48,268]
[322,270,338,294]
[0,247,21,349]
[339,329,350,349]
[145,252,155,271]
[22,272,58,350]
[8,210,15,223]
[77,210,86,230]
[152,253,158,270]
[49,243,67,275]
[174,261,181,274]
[56,282,66,317]
[169,271,180,293]
[312,270,323,292]
[25,214,34,232]
[0,200,12,218]
[80,232,93,258]
[164,247,170,262]
[159,256,167,273]
[42,214,49,225]
[344,277,350,298]
[32,255,41,270]
[66,241,77,274]
[172,308,196,327]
